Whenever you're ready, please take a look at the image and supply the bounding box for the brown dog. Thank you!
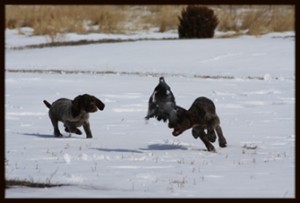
[168,97,227,152]
[43,94,105,138]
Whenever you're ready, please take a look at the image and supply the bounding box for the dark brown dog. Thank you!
[43,94,105,138]
[168,97,227,152]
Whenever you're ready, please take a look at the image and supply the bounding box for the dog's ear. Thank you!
[71,95,83,117]
[93,96,105,111]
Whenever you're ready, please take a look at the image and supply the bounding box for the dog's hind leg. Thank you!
[64,123,82,135]
[64,125,82,135]
[215,125,227,148]
[50,117,63,137]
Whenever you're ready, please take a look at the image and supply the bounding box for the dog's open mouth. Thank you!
[172,128,182,136]
[88,106,98,112]
[91,108,97,112]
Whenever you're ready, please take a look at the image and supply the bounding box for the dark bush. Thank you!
[178,5,219,39]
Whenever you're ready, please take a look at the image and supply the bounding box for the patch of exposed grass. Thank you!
[6,179,67,188]
[8,37,177,50]
[215,5,294,35]
[7,69,286,81]
[6,5,128,38]
[141,5,184,32]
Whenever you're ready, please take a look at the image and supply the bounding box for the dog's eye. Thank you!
[87,99,94,103]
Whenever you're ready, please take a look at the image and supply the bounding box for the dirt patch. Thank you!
[5,68,286,81]
[6,179,68,189]
[8,38,177,50]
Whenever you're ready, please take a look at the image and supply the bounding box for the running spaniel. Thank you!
[169,97,227,152]
[43,94,105,138]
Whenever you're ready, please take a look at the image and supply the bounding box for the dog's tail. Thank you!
[43,100,51,109]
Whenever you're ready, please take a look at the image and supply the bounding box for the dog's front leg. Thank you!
[215,125,227,148]
[207,127,217,143]
[192,128,216,152]
[83,121,93,138]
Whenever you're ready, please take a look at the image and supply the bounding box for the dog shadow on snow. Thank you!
[21,133,54,139]
[91,148,144,154]
[21,133,82,139]
[91,143,188,154]
[20,133,189,151]
[140,143,188,151]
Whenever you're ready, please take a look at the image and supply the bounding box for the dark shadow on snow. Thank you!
[140,144,188,151]
[21,133,54,138]
[91,148,143,154]
[21,133,81,139]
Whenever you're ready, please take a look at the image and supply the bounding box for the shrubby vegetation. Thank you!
[5,5,294,37]
[178,5,219,38]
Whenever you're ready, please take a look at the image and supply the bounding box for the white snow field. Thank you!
[5,30,295,198]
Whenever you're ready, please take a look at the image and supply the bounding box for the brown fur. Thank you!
[169,97,227,152]
[43,94,105,138]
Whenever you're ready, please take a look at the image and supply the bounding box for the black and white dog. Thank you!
[145,77,178,123]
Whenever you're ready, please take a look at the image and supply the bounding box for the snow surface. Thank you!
[5,27,178,48]
[5,29,295,198]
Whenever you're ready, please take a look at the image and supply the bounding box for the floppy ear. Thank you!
[93,96,105,111]
[71,95,83,117]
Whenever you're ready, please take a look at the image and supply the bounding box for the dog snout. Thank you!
[89,103,98,112]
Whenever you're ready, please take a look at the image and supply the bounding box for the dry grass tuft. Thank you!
[216,5,294,35]
[6,5,128,35]
[142,6,184,32]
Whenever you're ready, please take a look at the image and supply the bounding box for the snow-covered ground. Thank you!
[5,29,295,198]
[5,27,178,48]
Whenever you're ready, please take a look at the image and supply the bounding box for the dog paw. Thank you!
[64,126,70,133]
[55,133,63,137]
[75,129,82,135]
[206,145,216,152]
[192,133,199,139]
[54,129,63,137]
[219,139,227,148]
[207,134,217,143]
